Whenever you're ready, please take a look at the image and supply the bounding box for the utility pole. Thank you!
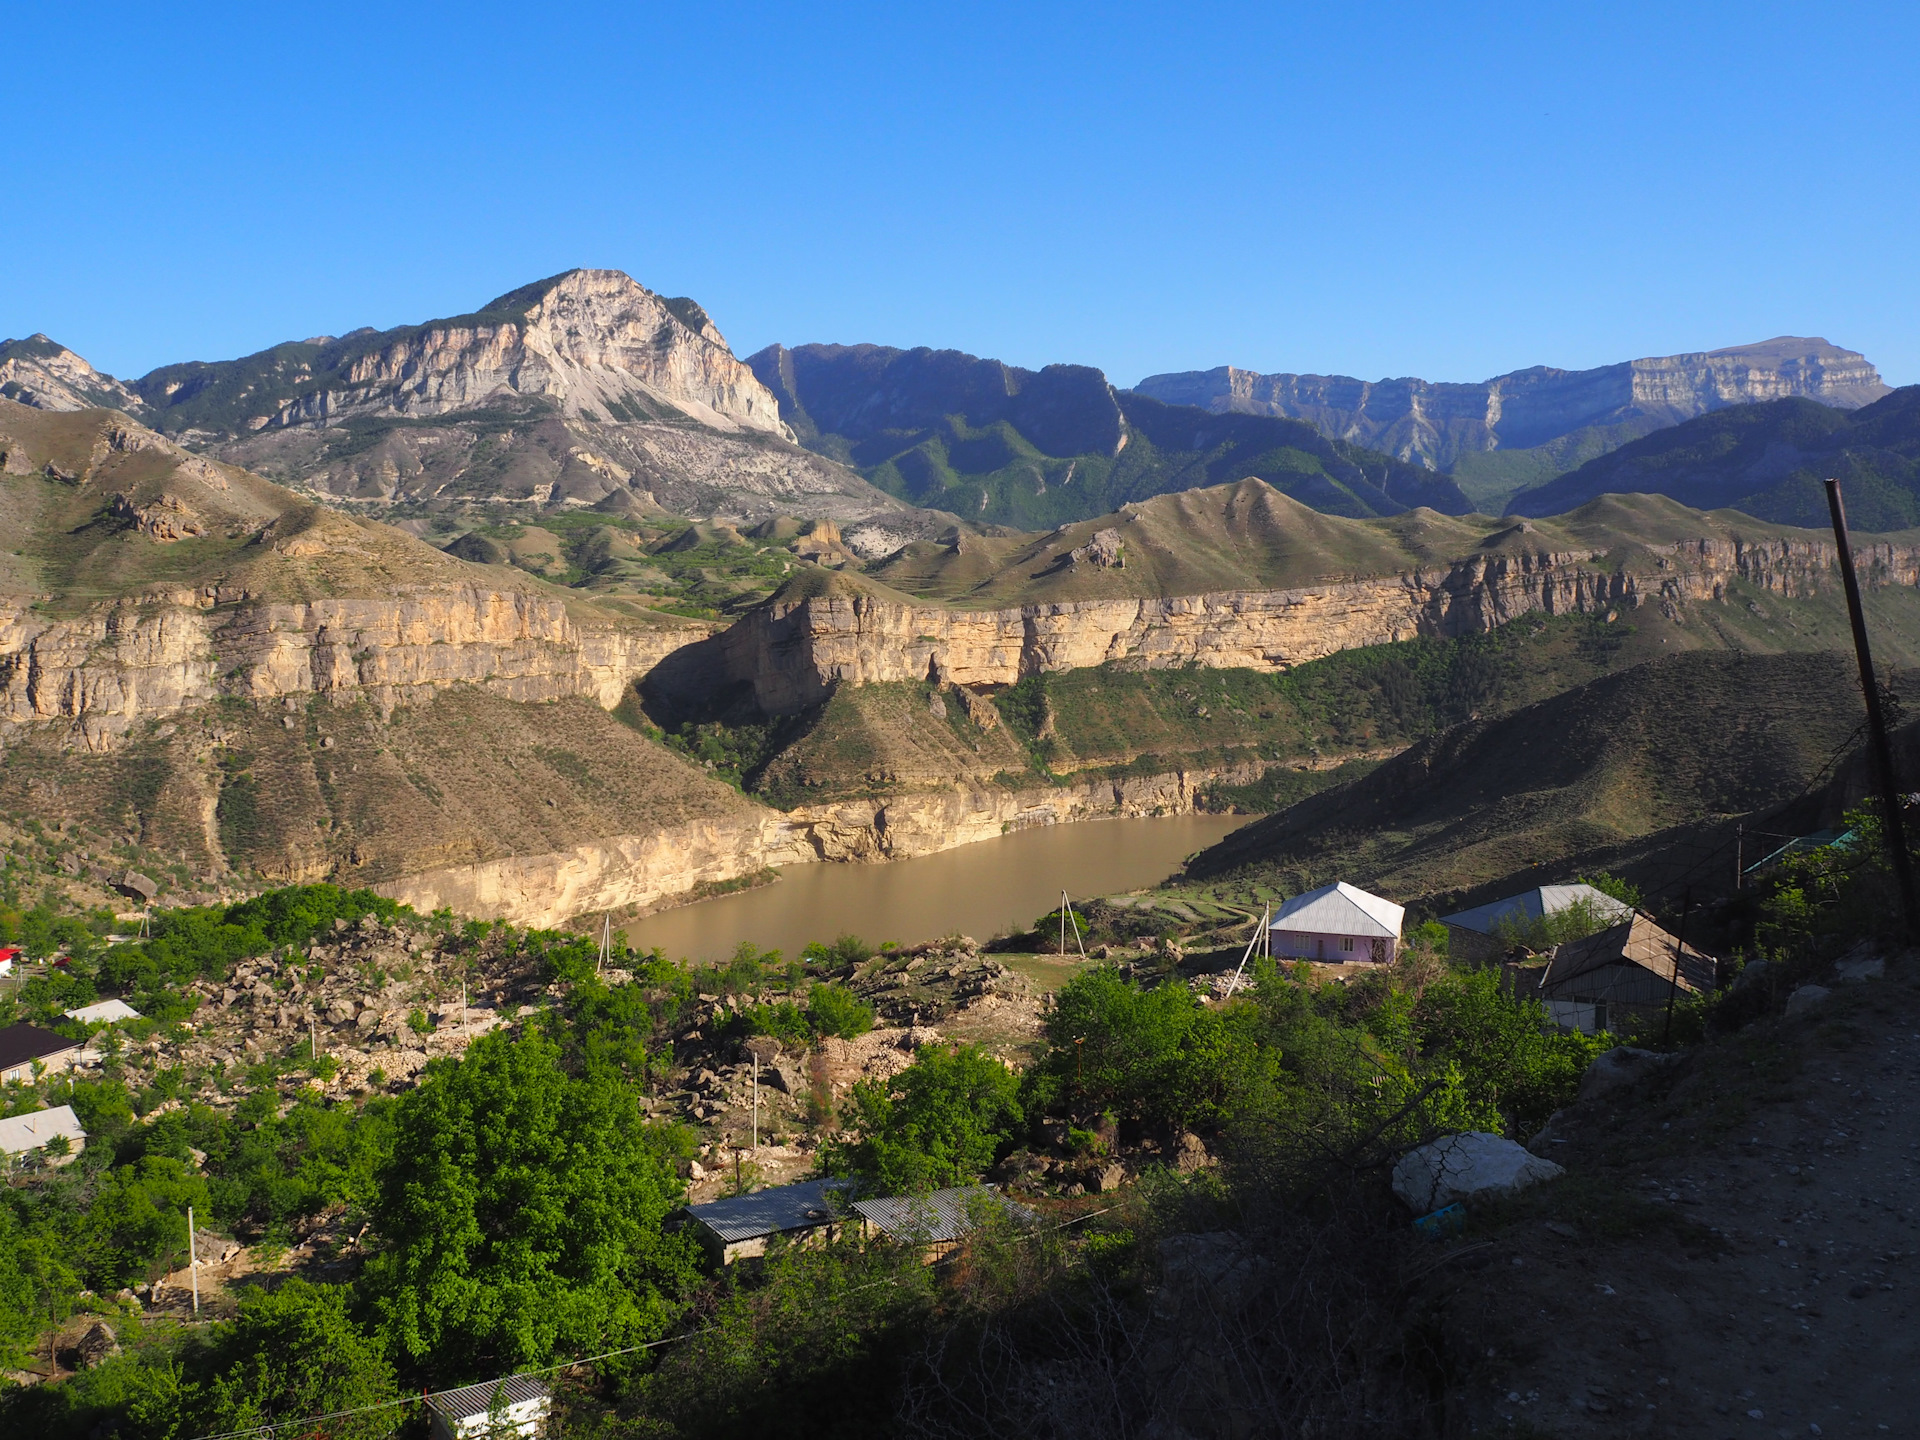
[1826,478,1920,940]
[188,1206,199,1316]
[752,1053,759,1154]
[1735,823,1744,891]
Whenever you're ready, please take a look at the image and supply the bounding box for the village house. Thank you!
[0,946,20,978]
[426,1375,551,1440]
[0,1023,83,1086]
[65,999,143,1026]
[1267,882,1404,963]
[0,1104,86,1164]
[852,1185,1035,1260]
[679,1178,855,1265]
[1530,914,1716,1034]
[1439,883,1635,965]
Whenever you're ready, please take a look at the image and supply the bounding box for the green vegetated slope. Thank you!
[1184,649,1886,910]
[746,342,1471,526]
[1447,414,1674,512]
[1507,386,1920,527]
[693,573,1920,812]
[864,478,1856,609]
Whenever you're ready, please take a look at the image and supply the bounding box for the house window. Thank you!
[1341,936,1354,952]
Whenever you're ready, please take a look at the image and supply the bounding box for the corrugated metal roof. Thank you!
[0,1023,81,1073]
[1539,914,1716,995]
[0,1104,85,1156]
[853,1185,1034,1244]
[1268,882,1403,939]
[686,1179,854,1244]
[65,999,142,1025]
[1440,884,1634,936]
[427,1373,551,1421]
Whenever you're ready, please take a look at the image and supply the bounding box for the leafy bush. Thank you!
[828,1044,1024,1193]
[806,984,874,1041]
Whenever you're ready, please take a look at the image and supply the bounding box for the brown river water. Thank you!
[624,813,1250,962]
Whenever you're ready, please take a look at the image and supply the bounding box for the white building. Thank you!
[0,1104,87,1164]
[426,1375,550,1439]
[1268,882,1405,964]
[65,999,143,1026]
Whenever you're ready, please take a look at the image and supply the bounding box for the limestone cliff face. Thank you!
[380,759,1266,929]
[176,270,793,439]
[0,336,147,415]
[0,586,705,750]
[1134,339,1892,471]
[708,537,1919,715]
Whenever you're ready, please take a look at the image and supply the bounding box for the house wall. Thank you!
[1541,962,1689,1033]
[0,1047,78,1085]
[1270,930,1395,963]
[1446,925,1507,967]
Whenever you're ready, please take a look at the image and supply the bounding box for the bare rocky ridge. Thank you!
[1135,338,1892,472]
[0,335,146,414]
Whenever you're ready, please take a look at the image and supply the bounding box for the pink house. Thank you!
[1268,882,1405,964]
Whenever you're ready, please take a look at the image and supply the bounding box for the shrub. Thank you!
[827,1044,1023,1193]
[807,984,874,1041]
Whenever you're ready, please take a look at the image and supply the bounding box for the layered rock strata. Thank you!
[705,537,1920,715]
[380,759,1271,929]
[0,587,705,750]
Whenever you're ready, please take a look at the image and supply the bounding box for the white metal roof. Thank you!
[0,1104,86,1156]
[1268,882,1404,940]
[686,1179,854,1244]
[426,1374,550,1421]
[1439,884,1634,936]
[65,999,142,1025]
[853,1186,1035,1244]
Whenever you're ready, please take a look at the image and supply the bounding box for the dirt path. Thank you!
[1434,960,1920,1438]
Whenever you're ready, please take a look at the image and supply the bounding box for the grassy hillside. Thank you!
[1183,650,1877,910]
[865,478,1869,609]
[1507,386,1920,528]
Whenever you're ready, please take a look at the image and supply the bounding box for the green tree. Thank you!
[82,1157,210,1288]
[197,1279,400,1439]
[807,983,874,1041]
[364,1028,698,1375]
[829,1044,1023,1193]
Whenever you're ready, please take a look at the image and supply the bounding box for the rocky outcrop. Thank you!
[0,586,705,750]
[701,536,1916,715]
[379,759,1269,928]
[135,270,792,439]
[0,335,147,414]
[1134,339,1892,471]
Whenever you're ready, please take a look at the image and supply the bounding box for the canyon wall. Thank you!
[380,757,1272,929]
[709,536,1918,716]
[0,585,706,750]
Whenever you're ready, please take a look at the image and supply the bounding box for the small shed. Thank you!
[426,1375,551,1440]
[65,999,143,1026]
[1268,882,1404,963]
[0,946,19,977]
[853,1185,1035,1260]
[1533,914,1716,1034]
[1440,884,1635,965]
[0,1104,87,1163]
[680,1178,855,1265]
[0,1023,83,1085]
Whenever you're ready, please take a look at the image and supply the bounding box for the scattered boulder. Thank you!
[75,1321,120,1368]
[1578,1046,1680,1101]
[1156,1232,1273,1312]
[1069,527,1125,569]
[1094,1163,1127,1193]
[1729,958,1770,995]
[115,870,158,903]
[1835,954,1886,984]
[1391,1131,1565,1212]
[1174,1131,1211,1174]
[1785,984,1831,1020]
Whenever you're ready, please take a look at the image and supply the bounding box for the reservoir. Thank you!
[625,813,1249,962]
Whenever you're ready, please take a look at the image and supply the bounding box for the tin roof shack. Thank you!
[0,1104,86,1166]
[0,1023,82,1085]
[427,1375,550,1440]
[681,1179,855,1265]
[1268,882,1404,964]
[1534,915,1716,1035]
[65,999,142,1027]
[853,1185,1036,1262]
[1439,884,1635,966]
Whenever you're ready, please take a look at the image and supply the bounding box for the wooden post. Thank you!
[1735,822,1744,891]
[188,1206,199,1316]
[1663,889,1691,1048]
[1827,478,1920,939]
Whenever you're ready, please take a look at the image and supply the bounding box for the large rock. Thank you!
[1785,984,1831,1019]
[1578,1046,1680,1101]
[1391,1131,1565,1212]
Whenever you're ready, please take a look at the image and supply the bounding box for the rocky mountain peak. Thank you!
[0,335,146,415]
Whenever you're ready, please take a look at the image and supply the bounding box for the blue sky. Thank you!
[5,2,1917,387]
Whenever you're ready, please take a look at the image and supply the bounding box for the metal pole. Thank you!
[1825,478,1920,939]
[1735,823,1744,891]
[188,1206,199,1315]
[752,1054,759,1154]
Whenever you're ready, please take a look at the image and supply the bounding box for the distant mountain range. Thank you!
[747,342,1470,525]
[1506,386,1920,530]
[1134,339,1891,511]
